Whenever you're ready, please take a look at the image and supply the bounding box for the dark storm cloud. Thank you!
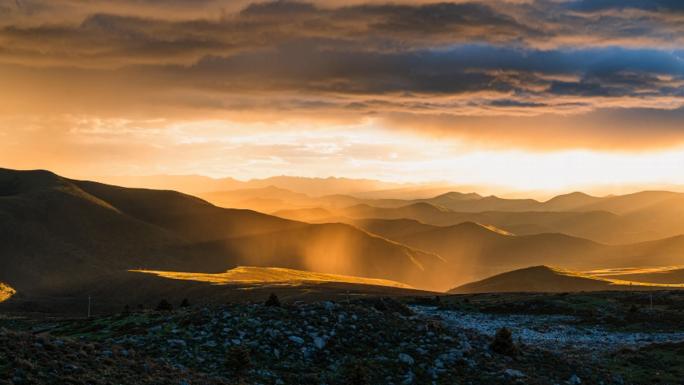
[568,0,684,13]
[0,0,683,125]
[167,44,683,103]
[0,1,539,67]
[1,0,681,67]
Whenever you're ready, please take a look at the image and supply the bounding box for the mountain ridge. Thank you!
[0,168,453,307]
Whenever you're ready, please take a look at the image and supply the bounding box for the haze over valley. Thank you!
[4,167,684,314]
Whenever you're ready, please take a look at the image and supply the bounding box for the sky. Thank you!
[1,0,684,193]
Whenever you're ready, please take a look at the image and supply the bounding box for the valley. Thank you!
[4,167,684,312]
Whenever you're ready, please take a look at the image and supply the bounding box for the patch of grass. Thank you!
[606,342,684,384]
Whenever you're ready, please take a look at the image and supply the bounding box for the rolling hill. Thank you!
[338,200,684,244]
[180,222,449,291]
[450,266,684,294]
[0,168,452,307]
[353,219,608,284]
[171,180,684,244]
[351,218,684,286]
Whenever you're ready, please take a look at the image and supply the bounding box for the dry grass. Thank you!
[0,283,15,303]
[553,266,684,288]
[131,266,414,289]
[584,266,684,276]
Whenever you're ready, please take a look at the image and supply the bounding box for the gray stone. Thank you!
[399,353,415,365]
[288,336,305,344]
[504,369,526,378]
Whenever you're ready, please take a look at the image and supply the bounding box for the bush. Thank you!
[180,298,190,308]
[490,327,517,356]
[343,361,369,385]
[265,293,281,307]
[225,346,252,381]
[155,299,173,312]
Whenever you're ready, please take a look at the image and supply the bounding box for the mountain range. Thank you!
[3,167,684,312]
[0,168,449,311]
[252,190,684,244]
[125,176,684,245]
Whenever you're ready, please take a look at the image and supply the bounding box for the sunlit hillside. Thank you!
[451,265,684,294]
[586,266,684,284]
[0,282,15,302]
[132,266,413,289]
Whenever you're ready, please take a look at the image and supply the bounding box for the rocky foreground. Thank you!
[2,291,684,384]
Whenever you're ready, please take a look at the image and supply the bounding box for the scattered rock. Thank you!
[399,353,415,365]
[504,368,526,379]
[288,336,304,345]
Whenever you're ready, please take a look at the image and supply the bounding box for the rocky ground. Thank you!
[1,291,683,384]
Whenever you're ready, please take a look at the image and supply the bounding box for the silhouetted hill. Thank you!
[543,192,603,211]
[392,222,604,285]
[73,179,300,242]
[352,218,684,286]
[0,168,452,307]
[424,195,540,212]
[341,200,684,244]
[180,222,449,291]
[576,191,681,214]
[350,218,437,239]
[449,266,684,294]
[155,179,684,244]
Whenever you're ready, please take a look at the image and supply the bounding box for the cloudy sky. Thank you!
[1,0,684,192]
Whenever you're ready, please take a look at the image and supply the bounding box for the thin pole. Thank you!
[650,293,653,312]
[88,295,91,318]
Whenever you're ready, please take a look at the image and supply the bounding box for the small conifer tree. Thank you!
[156,299,173,312]
[490,327,517,356]
[265,293,281,307]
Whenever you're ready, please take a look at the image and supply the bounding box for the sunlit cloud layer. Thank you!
[1,0,683,187]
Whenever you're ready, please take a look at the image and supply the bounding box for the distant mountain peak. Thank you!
[546,191,595,201]
[404,201,451,212]
[434,191,483,201]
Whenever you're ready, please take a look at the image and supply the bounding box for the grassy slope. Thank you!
[132,266,414,288]
[589,266,684,284]
[185,222,450,291]
[0,283,14,302]
[0,168,451,308]
[351,217,684,285]
[450,265,684,294]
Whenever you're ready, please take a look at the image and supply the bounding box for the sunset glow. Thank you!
[1,0,683,193]
[5,3,684,378]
